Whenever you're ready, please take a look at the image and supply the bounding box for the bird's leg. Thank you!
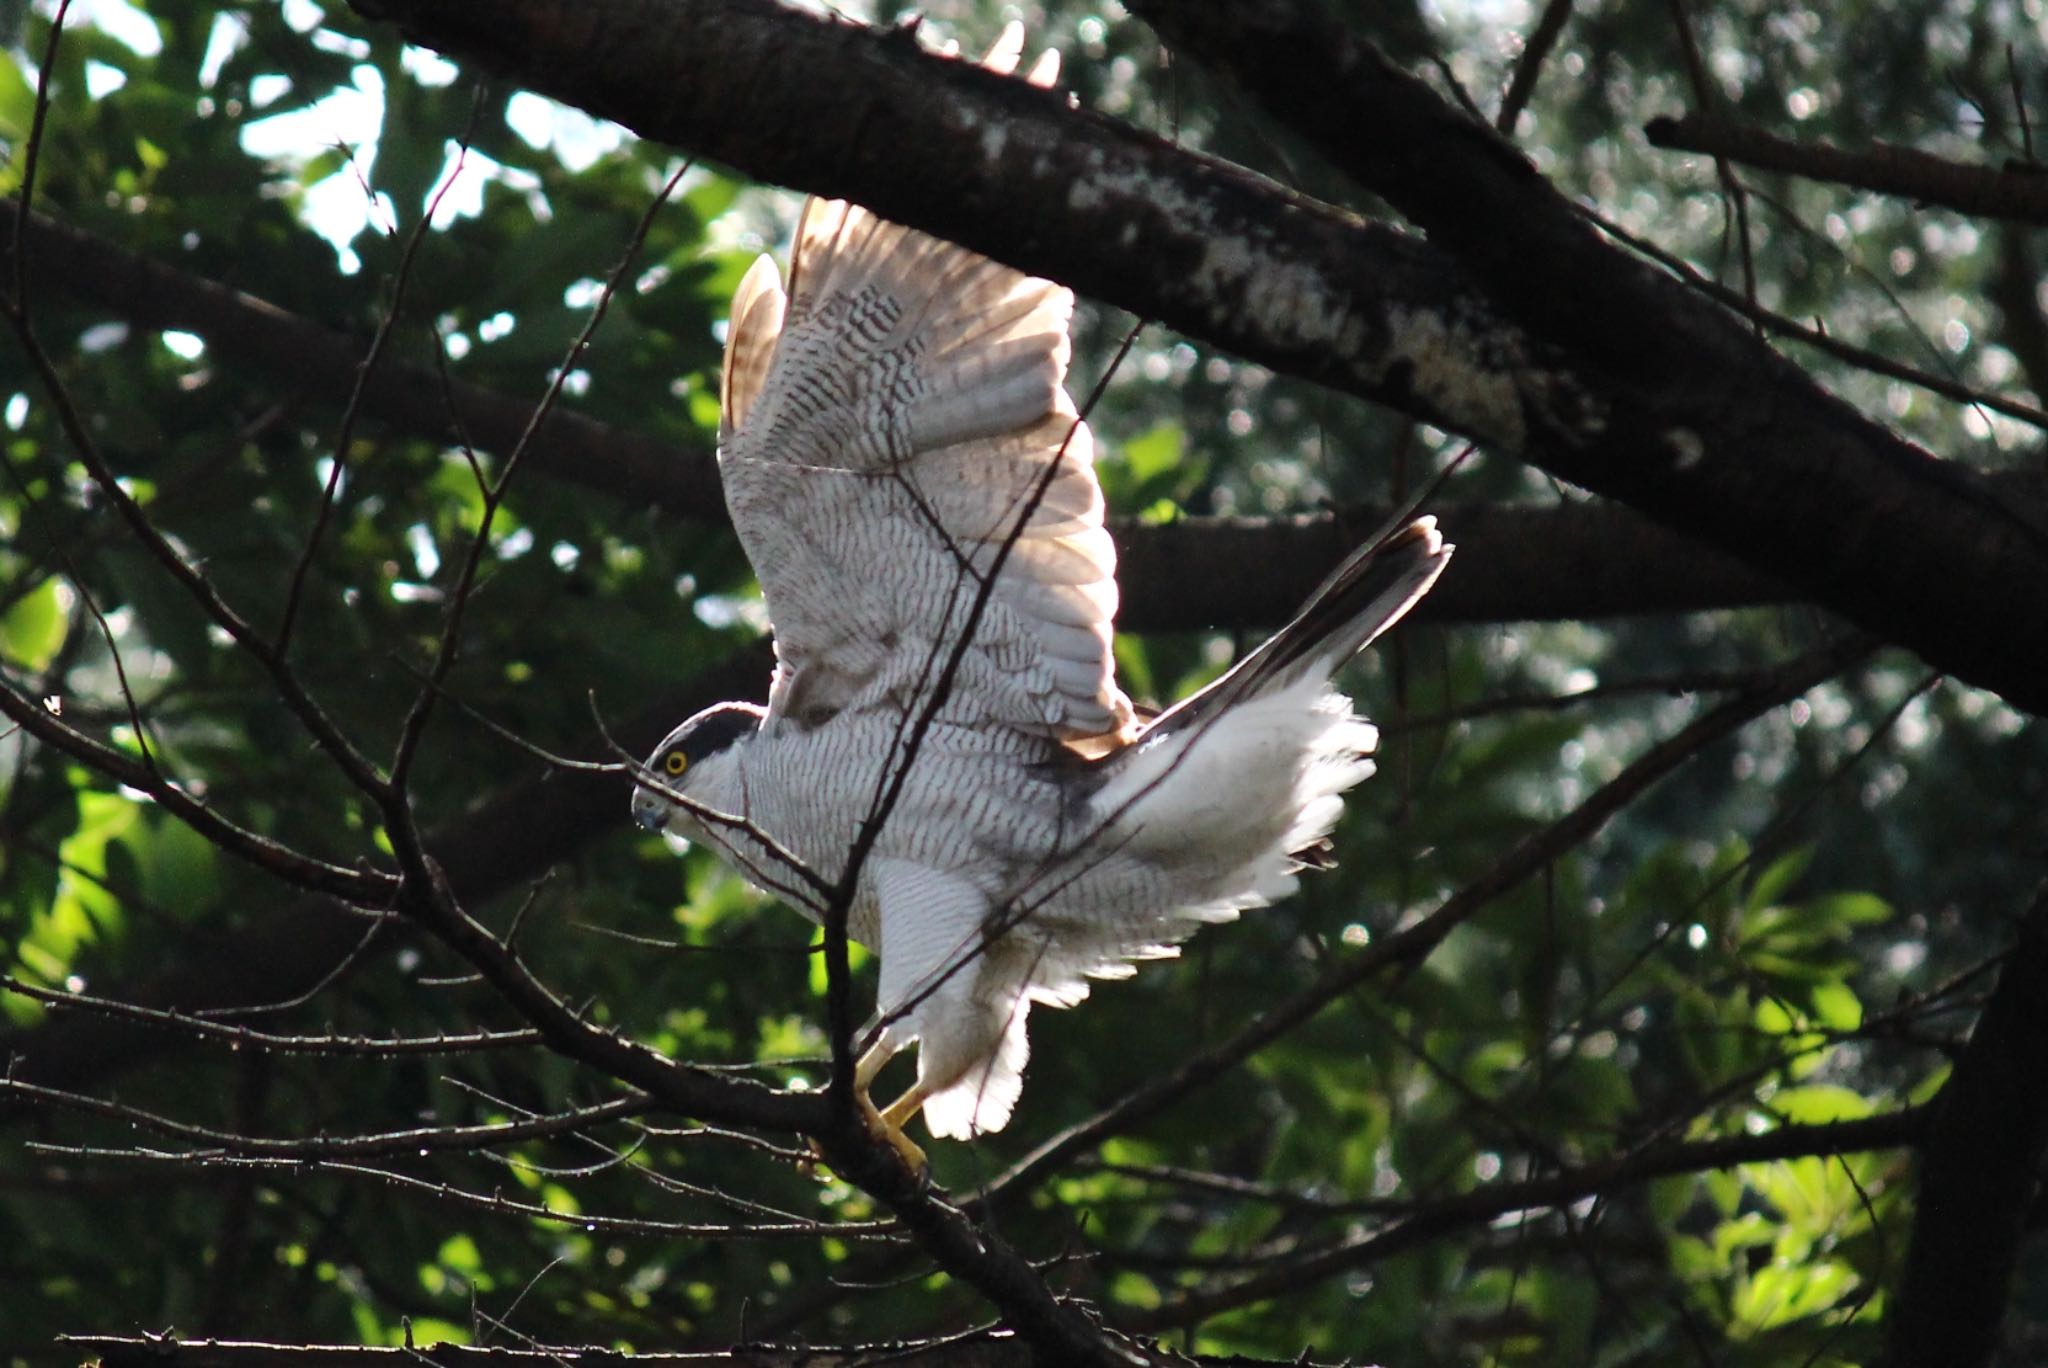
[878,1085,927,1130]
[829,1034,927,1174]
[851,1035,892,1096]
[868,1083,930,1174]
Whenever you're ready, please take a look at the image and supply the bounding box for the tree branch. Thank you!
[0,197,1808,627]
[1882,885,2048,1368]
[61,1332,1315,1367]
[1645,112,2048,225]
[337,0,2048,706]
[1124,1106,1928,1331]
[1123,1,2048,709]
[0,647,769,1118]
[65,1335,1042,1368]
[0,199,725,523]
[1495,0,1575,135]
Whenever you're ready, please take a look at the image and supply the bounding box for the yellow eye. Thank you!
[664,751,688,776]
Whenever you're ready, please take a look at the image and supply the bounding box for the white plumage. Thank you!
[631,29,1452,1161]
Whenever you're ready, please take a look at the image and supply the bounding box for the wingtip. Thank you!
[720,253,789,440]
[983,20,1025,75]
[981,22,1061,87]
[1389,513,1443,553]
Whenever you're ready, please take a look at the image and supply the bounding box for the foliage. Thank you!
[0,1,2043,1366]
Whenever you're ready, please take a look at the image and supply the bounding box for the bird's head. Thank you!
[630,701,766,847]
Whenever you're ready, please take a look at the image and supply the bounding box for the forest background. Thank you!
[1,0,2045,1365]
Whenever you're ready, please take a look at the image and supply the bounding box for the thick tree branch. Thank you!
[1124,1,2048,709]
[0,199,724,529]
[343,0,2048,709]
[0,198,1798,626]
[1645,113,2048,225]
[1883,886,2048,1368]
[1989,225,2048,407]
[1124,503,1785,629]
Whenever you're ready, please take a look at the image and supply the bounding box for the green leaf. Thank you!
[0,578,67,670]
[1810,980,1862,1032]
[0,41,36,144]
[1120,421,1185,485]
[1767,1084,1873,1127]
[1746,845,1813,913]
[807,938,869,997]
[1733,1257,1858,1334]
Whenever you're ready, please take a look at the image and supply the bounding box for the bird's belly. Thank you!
[727,718,1069,940]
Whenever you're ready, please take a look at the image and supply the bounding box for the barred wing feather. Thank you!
[716,193,1132,742]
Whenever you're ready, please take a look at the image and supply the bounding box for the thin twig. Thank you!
[2,1075,653,1160]
[0,976,540,1056]
[1496,0,1574,135]
[276,94,487,654]
[1664,0,1760,326]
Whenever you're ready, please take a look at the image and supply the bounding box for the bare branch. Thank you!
[389,163,688,791]
[0,654,768,1116]
[30,1149,890,1242]
[62,1332,1058,1367]
[1118,1106,1927,1330]
[1577,202,2048,432]
[4,0,71,315]
[1662,0,1759,321]
[0,977,540,1056]
[276,102,487,655]
[2,302,393,798]
[1,1075,652,1161]
[1495,0,1574,135]
[0,679,395,903]
[1884,884,2048,1368]
[1646,113,2048,225]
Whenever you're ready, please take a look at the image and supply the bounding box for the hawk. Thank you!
[632,31,1452,1168]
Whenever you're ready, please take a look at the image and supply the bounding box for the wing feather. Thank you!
[716,144,1131,741]
[719,254,786,441]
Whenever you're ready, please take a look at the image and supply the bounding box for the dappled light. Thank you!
[0,2,2044,1366]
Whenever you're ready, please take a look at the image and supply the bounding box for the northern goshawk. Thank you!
[632,31,1451,1167]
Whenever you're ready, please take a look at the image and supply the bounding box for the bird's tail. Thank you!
[1137,518,1452,745]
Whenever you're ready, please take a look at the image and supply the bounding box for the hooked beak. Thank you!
[630,785,670,834]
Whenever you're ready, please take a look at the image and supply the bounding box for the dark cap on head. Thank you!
[633,701,766,833]
[648,701,765,777]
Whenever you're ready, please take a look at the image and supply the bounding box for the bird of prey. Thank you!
[632,31,1451,1170]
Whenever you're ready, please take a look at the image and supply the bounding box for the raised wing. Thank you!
[714,45,1132,743]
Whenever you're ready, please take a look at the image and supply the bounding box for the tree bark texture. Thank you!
[346,0,2048,712]
[1882,889,2048,1368]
